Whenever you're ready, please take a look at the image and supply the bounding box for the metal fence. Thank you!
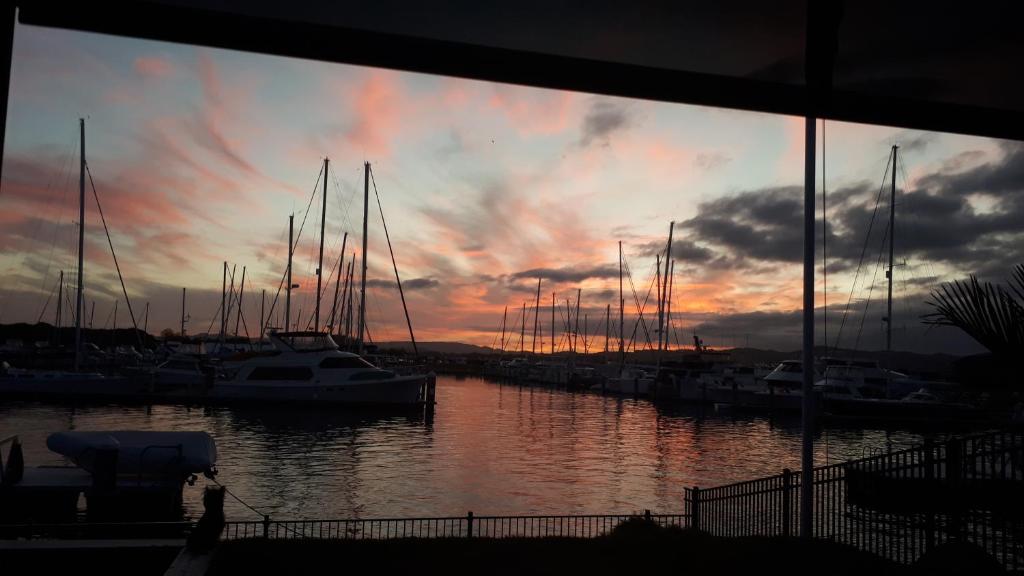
[221,511,689,540]
[684,430,1024,570]
[0,520,194,540]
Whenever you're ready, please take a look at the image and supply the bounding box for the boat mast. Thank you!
[329,232,348,334]
[655,254,662,351]
[358,162,369,353]
[618,241,624,373]
[574,289,581,354]
[181,287,186,336]
[316,157,328,332]
[531,278,541,354]
[550,292,555,355]
[520,301,526,354]
[605,303,610,354]
[500,305,507,353]
[144,301,150,335]
[73,119,85,371]
[234,266,246,336]
[259,288,264,338]
[55,270,64,343]
[661,222,674,352]
[666,260,675,351]
[286,214,294,334]
[220,261,227,343]
[886,145,898,361]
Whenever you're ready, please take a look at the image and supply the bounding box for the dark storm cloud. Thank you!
[365,277,439,291]
[509,264,618,283]
[578,99,630,147]
[637,238,716,263]
[673,142,1024,280]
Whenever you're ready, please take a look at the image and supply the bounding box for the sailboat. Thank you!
[209,160,434,406]
[0,119,135,399]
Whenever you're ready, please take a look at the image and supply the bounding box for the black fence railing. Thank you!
[684,430,1024,571]
[221,511,689,541]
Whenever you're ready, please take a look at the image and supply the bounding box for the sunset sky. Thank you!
[1,22,1019,354]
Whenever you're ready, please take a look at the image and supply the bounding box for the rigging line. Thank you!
[852,220,890,355]
[832,147,894,352]
[262,164,325,332]
[35,276,59,324]
[624,256,656,351]
[369,166,418,355]
[85,163,143,350]
[31,129,78,319]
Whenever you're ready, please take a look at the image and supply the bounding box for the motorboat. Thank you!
[212,331,433,406]
[1,431,216,526]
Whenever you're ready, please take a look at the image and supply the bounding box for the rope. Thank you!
[86,164,143,350]
[210,478,304,538]
[832,148,893,352]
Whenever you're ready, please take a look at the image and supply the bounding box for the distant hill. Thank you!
[374,341,498,355]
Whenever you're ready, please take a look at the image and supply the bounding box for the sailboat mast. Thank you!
[181,288,186,336]
[667,260,675,351]
[286,215,294,334]
[550,292,555,355]
[329,232,348,334]
[56,271,64,342]
[259,289,265,339]
[574,289,581,354]
[886,145,898,358]
[520,301,526,354]
[605,303,610,354]
[500,305,507,353]
[234,266,246,336]
[531,278,541,354]
[220,261,227,342]
[618,241,624,372]
[662,222,674,351]
[656,254,662,351]
[358,162,369,353]
[73,119,84,371]
[144,301,150,335]
[316,157,328,331]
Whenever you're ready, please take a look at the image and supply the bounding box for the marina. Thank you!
[0,374,990,521]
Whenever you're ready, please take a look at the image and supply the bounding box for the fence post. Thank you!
[466,511,474,538]
[644,509,651,523]
[782,468,792,538]
[262,515,270,538]
[923,440,935,552]
[691,487,701,532]
[946,440,963,542]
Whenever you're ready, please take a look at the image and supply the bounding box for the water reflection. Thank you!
[0,376,985,521]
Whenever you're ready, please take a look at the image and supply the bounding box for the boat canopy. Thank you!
[47,431,217,476]
[270,331,339,352]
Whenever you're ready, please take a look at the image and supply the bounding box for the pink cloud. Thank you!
[133,56,173,78]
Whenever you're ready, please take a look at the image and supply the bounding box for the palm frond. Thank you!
[923,270,1024,357]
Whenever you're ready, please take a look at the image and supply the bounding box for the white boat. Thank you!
[213,331,431,406]
[0,361,137,397]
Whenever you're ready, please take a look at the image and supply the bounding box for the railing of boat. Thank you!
[221,511,689,540]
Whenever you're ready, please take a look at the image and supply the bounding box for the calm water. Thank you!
[0,376,972,521]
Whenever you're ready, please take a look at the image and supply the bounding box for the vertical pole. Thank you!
[316,157,328,332]
[181,288,186,336]
[661,222,674,351]
[783,468,793,537]
[260,289,265,339]
[144,301,149,335]
[234,266,246,336]
[551,292,555,355]
[655,254,662,352]
[345,258,355,343]
[466,511,474,538]
[286,215,293,335]
[74,119,85,371]
[666,260,675,351]
[531,278,541,354]
[358,162,370,353]
[619,241,624,373]
[500,305,507,353]
[329,233,348,334]
[220,261,227,342]
[112,299,118,348]
[56,270,64,331]
[605,304,610,354]
[520,302,526,354]
[583,314,588,354]
[574,289,581,355]
[800,115,816,539]
[691,487,701,532]
[886,145,897,364]
[90,300,95,329]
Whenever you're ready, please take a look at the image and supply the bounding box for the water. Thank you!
[0,375,974,521]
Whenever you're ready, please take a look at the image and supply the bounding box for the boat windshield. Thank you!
[277,333,339,352]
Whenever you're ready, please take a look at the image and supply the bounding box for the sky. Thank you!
[1,23,1020,355]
